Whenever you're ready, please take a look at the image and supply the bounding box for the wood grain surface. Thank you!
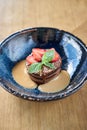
[0,0,87,130]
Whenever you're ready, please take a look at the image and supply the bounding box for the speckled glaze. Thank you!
[0,27,87,101]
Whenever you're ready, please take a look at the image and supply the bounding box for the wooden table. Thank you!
[0,0,87,130]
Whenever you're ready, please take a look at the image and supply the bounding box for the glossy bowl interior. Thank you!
[0,27,87,101]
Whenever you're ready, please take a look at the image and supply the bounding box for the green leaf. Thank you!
[42,50,55,63]
[28,50,56,73]
[44,62,55,69]
[28,63,42,74]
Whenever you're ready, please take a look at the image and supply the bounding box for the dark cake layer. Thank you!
[26,59,62,84]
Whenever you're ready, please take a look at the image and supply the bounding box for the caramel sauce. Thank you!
[12,60,37,89]
[12,60,70,93]
[38,70,70,93]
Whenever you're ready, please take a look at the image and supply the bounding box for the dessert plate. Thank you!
[0,27,87,101]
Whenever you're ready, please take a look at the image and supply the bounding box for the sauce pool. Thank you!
[12,60,37,89]
[38,70,70,93]
[12,60,70,92]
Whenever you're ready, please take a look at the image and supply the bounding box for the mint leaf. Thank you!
[28,49,56,73]
[44,62,55,69]
[42,50,55,63]
[28,63,42,74]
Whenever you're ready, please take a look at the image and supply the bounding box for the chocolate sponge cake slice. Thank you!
[29,60,62,84]
[26,48,62,84]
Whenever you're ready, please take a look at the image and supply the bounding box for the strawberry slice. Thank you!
[52,51,60,62]
[32,48,46,57]
[33,51,42,62]
[26,55,37,64]
[26,48,60,64]
[50,48,60,62]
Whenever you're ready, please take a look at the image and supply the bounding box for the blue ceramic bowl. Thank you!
[0,27,87,101]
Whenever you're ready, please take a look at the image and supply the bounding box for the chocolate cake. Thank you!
[26,48,62,84]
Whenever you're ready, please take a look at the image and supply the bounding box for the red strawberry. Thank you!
[26,55,37,64]
[33,51,42,62]
[32,48,46,57]
[50,48,60,62]
[52,52,60,62]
